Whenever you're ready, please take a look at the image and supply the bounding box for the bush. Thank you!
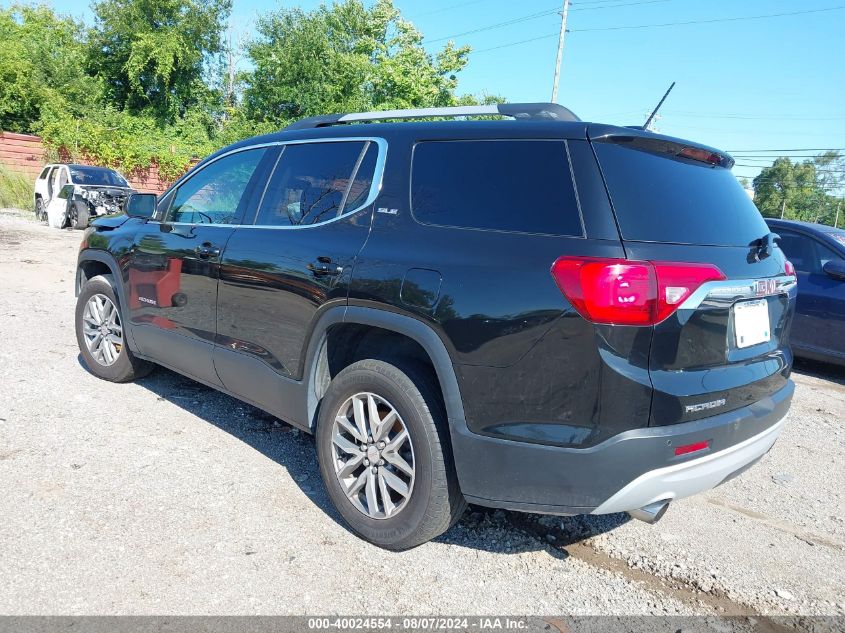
[0,165,32,210]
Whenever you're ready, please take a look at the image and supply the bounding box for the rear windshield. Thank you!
[594,140,769,246]
[69,166,128,187]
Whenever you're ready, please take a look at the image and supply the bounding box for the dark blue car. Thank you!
[767,219,845,365]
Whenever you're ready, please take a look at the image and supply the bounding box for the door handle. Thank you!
[195,242,221,259]
[309,257,343,277]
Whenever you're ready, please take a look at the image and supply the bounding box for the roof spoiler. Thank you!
[284,103,580,131]
[589,124,735,169]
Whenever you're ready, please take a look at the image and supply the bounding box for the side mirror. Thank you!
[125,193,157,219]
[823,259,845,281]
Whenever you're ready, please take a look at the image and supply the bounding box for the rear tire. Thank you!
[75,274,152,382]
[316,359,466,550]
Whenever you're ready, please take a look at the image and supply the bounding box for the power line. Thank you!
[731,155,845,160]
[424,8,559,44]
[571,0,671,12]
[727,148,845,153]
[735,165,845,171]
[475,33,559,53]
[408,0,489,19]
[424,0,670,45]
[474,5,845,53]
[569,5,845,32]
[665,111,845,121]
[573,0,662,5]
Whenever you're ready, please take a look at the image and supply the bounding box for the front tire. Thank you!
[71,203,89,230]
[75,274,152,382]
[316,359,466,550]
[35,197,46,222]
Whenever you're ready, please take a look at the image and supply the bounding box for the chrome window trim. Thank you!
[152,136,387,230]
[678,274,797,312]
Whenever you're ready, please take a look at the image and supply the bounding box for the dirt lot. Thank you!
[0,210,843,617]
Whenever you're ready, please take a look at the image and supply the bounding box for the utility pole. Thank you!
[780,197,787,219]
[550,0,570,103]
[835,200,841,228]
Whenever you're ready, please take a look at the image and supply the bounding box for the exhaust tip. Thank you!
[628,500,670,524]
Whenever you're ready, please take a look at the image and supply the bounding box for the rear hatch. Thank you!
[588,125,796,426]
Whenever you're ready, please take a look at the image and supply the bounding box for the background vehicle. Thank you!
[74,103,796,550]
[34,163,135,229]
[766,218,845,365]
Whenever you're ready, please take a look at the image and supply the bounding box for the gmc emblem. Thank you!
[756,279,777,296]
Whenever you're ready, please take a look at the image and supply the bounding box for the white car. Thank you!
[34,164,136,229]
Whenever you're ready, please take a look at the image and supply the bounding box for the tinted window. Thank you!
[777,231,815,272]
[817,242,842,270]
[39,167,50,179]
[344,143,378,211]
[167,148,267,224]
[778,230,842,274]
[594,141,769,246]
[69,166,128,187]
[412,140,582,236]
[254,141,371,227]
[57,184,73,199]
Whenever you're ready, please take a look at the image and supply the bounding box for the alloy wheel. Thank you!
[331,392,416,519]
[82,293,123,366]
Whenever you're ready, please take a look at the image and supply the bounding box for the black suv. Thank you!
[75,103,796,550]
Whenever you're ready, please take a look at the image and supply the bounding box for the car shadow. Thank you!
[793,357,845,386]
[81,356,631,555]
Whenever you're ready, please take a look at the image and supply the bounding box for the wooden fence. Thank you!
[0,131,176,194]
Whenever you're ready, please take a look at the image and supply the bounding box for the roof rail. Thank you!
[284,102,580,131]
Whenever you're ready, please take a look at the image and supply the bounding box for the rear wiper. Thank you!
[753,232,780,261]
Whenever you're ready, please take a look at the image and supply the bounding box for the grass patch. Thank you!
[0,165,34,210]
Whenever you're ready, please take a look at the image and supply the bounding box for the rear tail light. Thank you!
[784,260,796,278]
[550,257,725,326]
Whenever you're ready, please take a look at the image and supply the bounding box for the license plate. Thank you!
[733,299,770,348]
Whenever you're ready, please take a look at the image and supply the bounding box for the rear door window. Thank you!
[777,231,815,272]
[411,140,583,236]
[594,140,769,246]
[254,141,374,227]
[779,230,843,274]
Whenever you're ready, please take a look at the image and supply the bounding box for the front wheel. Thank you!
[316,359,466,550]
[75,274,152,382]
[35,198,46,222]
[71,203,89,230]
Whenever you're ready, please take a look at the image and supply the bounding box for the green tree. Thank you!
[753,157,823,221]
[753,153,844,225]
[243,0,487,125]
[87,0,231,120]
[0,4,97,133]
[813,151,845,224]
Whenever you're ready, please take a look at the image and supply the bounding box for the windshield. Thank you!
[69,166,129,187]
[594,140,769,247]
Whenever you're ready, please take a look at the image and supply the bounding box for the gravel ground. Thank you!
[0,211,843,617]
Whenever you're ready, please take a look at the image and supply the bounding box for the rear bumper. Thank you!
[450,380,793,515]
[591,416,782,514]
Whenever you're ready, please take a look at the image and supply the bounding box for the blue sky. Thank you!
[22,0,845,182]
